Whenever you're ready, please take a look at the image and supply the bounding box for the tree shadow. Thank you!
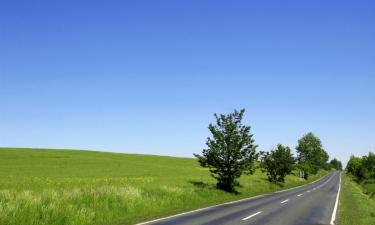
[261,178,285,187]
[188,181,241,195]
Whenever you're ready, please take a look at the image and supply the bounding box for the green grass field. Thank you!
[338,173,375,225]
[0,148,327,225]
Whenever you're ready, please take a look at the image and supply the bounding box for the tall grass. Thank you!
[361,179,375,199]
[0,148,327,225]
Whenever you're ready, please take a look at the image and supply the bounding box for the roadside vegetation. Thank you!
[338,173,375,225]
[346,152,375,198]
[339,151,374,225]
[0,148,328,225]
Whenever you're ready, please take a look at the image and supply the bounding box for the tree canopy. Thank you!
[261,144,295,183]
[329,158,343,170]
[194,109,258,192]
[296,132,329,175]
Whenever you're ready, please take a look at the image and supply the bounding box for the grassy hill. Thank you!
[0,148,327,225]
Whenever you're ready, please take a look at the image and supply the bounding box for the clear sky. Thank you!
[1,0,374,165]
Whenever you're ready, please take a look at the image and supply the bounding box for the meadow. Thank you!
[338,173,375,225]
[0,148,327,225]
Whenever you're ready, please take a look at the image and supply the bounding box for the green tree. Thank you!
[296,132,329,176]
[298,163,312,179]
[348,152,375,180]
[362,152,375,179]
[346,155,362,178]
[261,144,295,183]
[194,109,258,192]
[329,158,343,170]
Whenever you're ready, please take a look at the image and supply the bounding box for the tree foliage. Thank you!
[346,152,375,180]
[329,158,343,171]
[194,109,258,192]
[261,144,295,183]
[346,155,363,178]
[362,152,375,178]
[297,163,312,179]
[296,132,329,176]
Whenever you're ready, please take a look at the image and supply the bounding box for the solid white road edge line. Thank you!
[242,211,262,220]
[330,172,341,225]
[280,199,289,204]
[135,173,332,225]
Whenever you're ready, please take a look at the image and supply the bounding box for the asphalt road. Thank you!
[137,171,341,225]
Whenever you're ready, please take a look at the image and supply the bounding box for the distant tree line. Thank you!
[194,109,341,192]
[329,158,343,171]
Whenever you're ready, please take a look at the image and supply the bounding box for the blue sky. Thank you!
[1,0,374,165]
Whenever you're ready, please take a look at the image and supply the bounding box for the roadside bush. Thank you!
[346,152,375,199]
[347,152,375,181]
[346,155,363,178]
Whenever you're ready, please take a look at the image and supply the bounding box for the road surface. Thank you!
[137,171,341,225]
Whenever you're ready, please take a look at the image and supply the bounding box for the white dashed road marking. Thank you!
[242,211,262,221]
[280,199,289,204]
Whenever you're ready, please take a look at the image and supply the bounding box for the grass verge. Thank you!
[338,173,375,225]
[0,148,328,225]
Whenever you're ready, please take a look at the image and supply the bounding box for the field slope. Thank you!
[0,148,326,225]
